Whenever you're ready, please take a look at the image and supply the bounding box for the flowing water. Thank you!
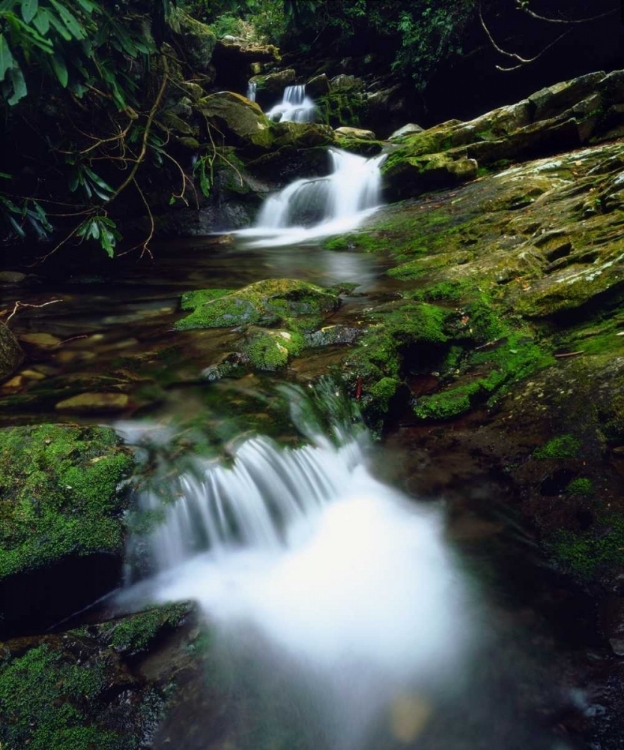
[247,81,257,102]
[118,384,480,748]
[266,84,316,123]
[1,131,601,748]
[238,148,385,247]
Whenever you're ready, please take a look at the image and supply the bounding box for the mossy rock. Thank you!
[175,279,340,331]
[0,603,194,750]
[0,424,134,636]
[0,424,133,579]
[197,92,273,148]
[239,328,305,371]
[382,151,478,200]
[175,12,217,75]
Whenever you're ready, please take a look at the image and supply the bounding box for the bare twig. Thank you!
[517,3,618,25]
[4,298,63,325]
[479,1,571,69]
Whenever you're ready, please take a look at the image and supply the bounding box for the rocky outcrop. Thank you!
[383,69,624,200]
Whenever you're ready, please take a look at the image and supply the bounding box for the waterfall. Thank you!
[119,384,477,748]
[266,84,316,123]
[247,81,257,102]
[238,148,385,247]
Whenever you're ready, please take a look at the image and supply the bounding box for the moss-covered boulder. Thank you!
[174,13,217,76]
[0,424,134,637]
[0,322,23,383]
[239,327,305,371]
[197,92,273,148]
[383,151,478,200]
[270,121,336,149]
[175,279,340,331]
[0,604,195,750]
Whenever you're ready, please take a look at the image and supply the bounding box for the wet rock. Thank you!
[18,332,61,348]
[175,279,340,331]
[389,123,424,140]
[0,271,26,284]
[0,322,23,383]
[335,126,376,140]
[330,74,362,91]
[173,13,217,76]
[55,392,130,413]
[0,424,134,637]
[383,150,478,200]
[238,327,304,371]
[305,325,361,347]
[250,68,296,105]
[306,73,331,98]
[529,72,606,122]
[0,604,196,748]
[271,121,336,149]
[197,92,272,148]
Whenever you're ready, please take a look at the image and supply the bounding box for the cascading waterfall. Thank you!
[238,148,386,247]
[266,84,316,123]
[247,80,257,102]
[119,384,478,749]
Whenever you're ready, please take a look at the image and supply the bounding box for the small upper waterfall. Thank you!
[247,80,257,102]
[266,84,316,123]
[238,148,385,247]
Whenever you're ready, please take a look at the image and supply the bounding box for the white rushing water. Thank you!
[120,386,478,748]
[247,80,257,102]
[238,147,385,247]
[266,83,316,123]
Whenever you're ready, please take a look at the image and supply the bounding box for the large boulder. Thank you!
[306,73,331,98]
[197,92,273,148]
[174,13,217,76]
[250,68,296,107]
[0,322,23,383]
[0,424,134,638]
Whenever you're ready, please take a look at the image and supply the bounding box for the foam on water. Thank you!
[120,386,478,745]
[238,148,385,247]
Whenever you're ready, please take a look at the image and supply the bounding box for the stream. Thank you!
[0,145,609,749]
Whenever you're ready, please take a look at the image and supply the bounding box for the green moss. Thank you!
[462,296,506,343]
[243,329,305,371]
[368,377,400,411]
[566,477,594,496]
[550,515,624,579]
[316,90,368,129]
[414,332,554,421]
[180,288,232,311]
[0,425,133,579]
[346,302,451,382]
[533,434,581,459]
[0,643,128,750]
[322,233,383,253]
[408,280,471,303]
[100,603,191,655]
[175,279,339,331]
